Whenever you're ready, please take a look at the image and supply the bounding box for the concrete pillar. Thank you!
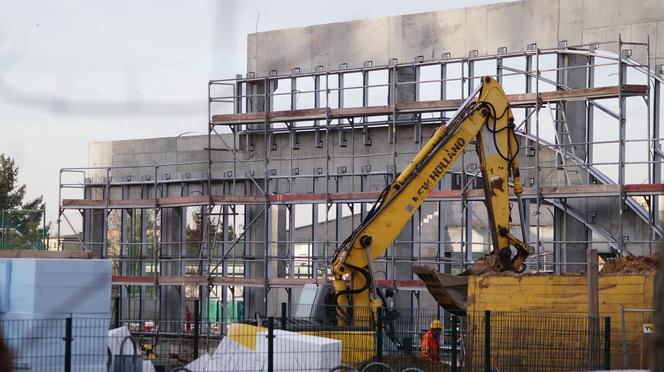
[558,53,589,160]
[267,204,288,316]
[389,65,419,309]
[392,218,414,309]
[243,201,266,317]
[160,207,185,325]
[220,183,230,320]
[242,80,266,150]
[438,177,453,274]
[119,186,129,319]
[394,66,417,123]
[555,52,590,272]
[312,177,321,277]
[139,207,149,320]
[83,188,106,258]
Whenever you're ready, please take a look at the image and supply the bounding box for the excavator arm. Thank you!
[329,76,531,316]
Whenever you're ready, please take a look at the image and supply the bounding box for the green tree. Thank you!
[0,154,49,249]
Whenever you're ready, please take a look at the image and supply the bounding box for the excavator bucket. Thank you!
[412,255,502,315]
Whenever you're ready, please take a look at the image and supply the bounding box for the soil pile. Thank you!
[600,254,659,274]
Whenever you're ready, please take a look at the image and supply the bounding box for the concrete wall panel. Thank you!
[618,0,664,25]
[464,5,489,57]
[522,0,559,48]
[558,0,584,45]
[329,18,390,70]
[311,24,332,70]
[247,0,664,75]
[387,15,403,61]
[658,22,664,63]
[432,8,468,59]
[400,12,437,61]
[486,3,524,54]
[582,0,620,30]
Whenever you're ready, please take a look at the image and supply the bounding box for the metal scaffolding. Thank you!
[57,37,663,325]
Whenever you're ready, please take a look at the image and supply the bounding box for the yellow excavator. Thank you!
[329,76,533,318]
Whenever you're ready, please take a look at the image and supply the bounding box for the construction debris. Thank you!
[600,254,659,274]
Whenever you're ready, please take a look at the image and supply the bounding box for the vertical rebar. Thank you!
[451,315,458,372]
[375,307,383,362]
[618,34,626,256]
[42,208,47,249]
[621,304,628,368]
[535,47,542,272]
[194,299,200,359]
[64,317,73,372]
[604,316,611,370]
[114,296,120,329]
[267,317,274,372]
[1,209,4,250]
[263,77,271,315]
[280,302,287,330]
[484,311,491,372]
[57,169,62,250]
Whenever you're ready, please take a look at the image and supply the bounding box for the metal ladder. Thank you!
[547,102,584,186]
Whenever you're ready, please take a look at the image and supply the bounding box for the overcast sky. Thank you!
[1,0,515,230]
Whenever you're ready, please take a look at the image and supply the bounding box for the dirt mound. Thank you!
[600,254,659,274]
[361,354,450,372]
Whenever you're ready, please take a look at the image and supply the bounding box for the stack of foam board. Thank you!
[185,323,341,372]
[205,337,264,371]
[0,258,112,372]
[184,353,210,372]
[256,330,342,372]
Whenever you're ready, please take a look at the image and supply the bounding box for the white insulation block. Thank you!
[108,326,142,356]
[207,337,264,371]
[184,353,211,372]
[4,259,111,315]
[256,330,341,372]
[143,360,156,372]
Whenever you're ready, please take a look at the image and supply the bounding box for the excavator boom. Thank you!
[329,76,531,316]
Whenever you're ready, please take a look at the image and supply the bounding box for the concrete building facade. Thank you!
[59,0,664,323]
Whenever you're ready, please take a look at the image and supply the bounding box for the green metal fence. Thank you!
[466,310,611,372]
[3,304,615,372]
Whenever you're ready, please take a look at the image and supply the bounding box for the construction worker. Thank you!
[420,319,442,362]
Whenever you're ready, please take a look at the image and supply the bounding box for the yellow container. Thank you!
[466,273,655,369]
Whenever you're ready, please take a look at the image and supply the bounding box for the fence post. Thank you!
[64,317,73,372]
[451,315,458,372]
[267,317,274,372]
[484,311,491,372]
[604,316,611,370]
[280,302,287,330]
[114,296,120,329]
[193,299,200,360]
[375,307,383,362]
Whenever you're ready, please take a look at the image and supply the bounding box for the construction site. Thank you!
[1,0,664,371]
